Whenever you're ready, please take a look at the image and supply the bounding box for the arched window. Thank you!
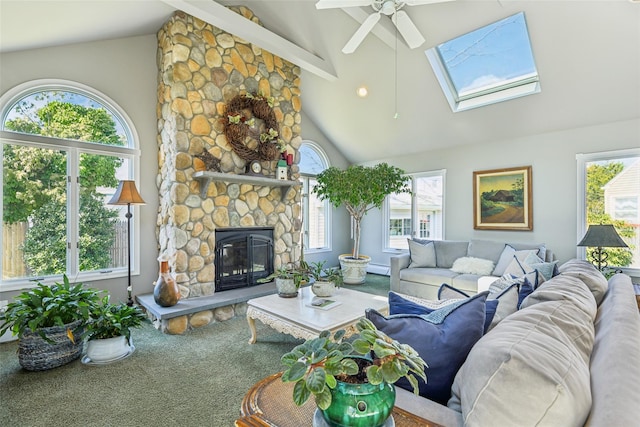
[299,142,330,252]
[0,80,141,289]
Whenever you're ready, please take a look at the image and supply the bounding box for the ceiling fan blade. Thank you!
[342,12,381,54]
[404,0,455,6]
[393,10,426,49]
[315,0,372,10]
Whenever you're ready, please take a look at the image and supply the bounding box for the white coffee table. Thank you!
[246,286,389,344]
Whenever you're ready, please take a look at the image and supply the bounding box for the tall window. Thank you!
[299,142,330,252]
[1,80,140,289]
[385,171,445,250]
[577,149,639,274]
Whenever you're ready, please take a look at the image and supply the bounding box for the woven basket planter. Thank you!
[18,320,85,371]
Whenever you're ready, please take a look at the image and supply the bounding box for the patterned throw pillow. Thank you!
[390,290,497,334]
[503,256,546,289]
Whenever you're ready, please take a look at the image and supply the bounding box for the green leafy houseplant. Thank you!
[280,317,427,410]
[0,275,101,342]
[258,264,310,288]
[313,163,410,260]
[85,296,146,342]
[308,260,343,287]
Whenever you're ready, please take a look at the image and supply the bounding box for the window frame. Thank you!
[577,148,640,277]
[299,141,331,254]
[383,169,446,253]
[0,79,142,291]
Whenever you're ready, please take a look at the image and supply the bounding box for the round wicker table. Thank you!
[235,372,444,427]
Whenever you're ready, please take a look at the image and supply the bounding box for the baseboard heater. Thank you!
[366,263,390,276]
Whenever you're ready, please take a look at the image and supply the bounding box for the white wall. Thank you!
[0,35,159,302]
[359,118,640,280]
[300,111,351,268]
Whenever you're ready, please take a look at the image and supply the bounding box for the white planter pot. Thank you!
[311,280,336,297]
[275,277,298,298]
[339,254,371,285]
[85,335,130,362]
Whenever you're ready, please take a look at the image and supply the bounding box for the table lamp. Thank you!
[108,180,145,306]
[577,224,628,271]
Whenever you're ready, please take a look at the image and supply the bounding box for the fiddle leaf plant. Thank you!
[313,163,410,259]
[280,317,427,410]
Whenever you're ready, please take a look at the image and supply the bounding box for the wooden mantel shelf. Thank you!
[193,171,300,198]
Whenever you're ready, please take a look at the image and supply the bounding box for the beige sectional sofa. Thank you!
[390,239,556,299]
[387,260,640,427]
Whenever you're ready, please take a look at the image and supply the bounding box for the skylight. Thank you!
[425,12,540,112]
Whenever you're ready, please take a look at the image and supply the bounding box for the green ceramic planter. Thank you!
[320,378,395,427]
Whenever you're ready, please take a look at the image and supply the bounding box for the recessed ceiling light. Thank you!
[356,86,368,98]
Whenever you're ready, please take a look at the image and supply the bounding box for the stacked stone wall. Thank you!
[155,8,302,333]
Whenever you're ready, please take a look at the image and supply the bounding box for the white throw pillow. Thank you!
[451,257,495,276]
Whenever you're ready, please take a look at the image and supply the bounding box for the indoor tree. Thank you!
[313,163,410,281]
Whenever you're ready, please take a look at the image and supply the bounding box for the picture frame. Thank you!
[473,166,532,231]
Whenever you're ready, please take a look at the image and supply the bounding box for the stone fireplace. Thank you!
[153,8,302,334]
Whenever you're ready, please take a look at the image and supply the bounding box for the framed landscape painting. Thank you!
[473,166,532,230]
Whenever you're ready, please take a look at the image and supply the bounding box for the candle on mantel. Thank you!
[286,153,293,165]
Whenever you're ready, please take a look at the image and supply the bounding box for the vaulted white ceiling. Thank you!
[1,0,639,163]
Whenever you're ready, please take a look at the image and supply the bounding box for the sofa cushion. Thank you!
[557,259,608,305]
[433,240,469,268]
[449,278,596,426]
[524,252,559,281]
[467,239,506,264]
[399,267,458,286]
[389,291,462,314]
[450,256,495,276]
[408,239,436,268]
[492,244,546,276]
[487,283,520,330]
[509,242,548,262]
[366,292,489,405]
[503,256,546,289]
[438,283,470,299]
[393,290,497,333]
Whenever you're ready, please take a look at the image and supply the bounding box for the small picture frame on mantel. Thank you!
[473,166,533,231]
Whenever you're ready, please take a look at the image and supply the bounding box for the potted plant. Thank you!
[313,163,410,284]
[0,275,101,371]
[308,260,343,297]
[83,295,147,363]
[281,317,427,427]
[258,264,310,298]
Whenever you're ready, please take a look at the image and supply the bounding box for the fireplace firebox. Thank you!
[215,227,274,292]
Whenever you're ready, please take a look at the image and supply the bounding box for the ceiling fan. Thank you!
[315,0,454,54]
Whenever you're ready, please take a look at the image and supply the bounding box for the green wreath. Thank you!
[224,93,284,162]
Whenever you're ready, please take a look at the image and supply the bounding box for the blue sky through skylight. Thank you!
[433,12,538,103]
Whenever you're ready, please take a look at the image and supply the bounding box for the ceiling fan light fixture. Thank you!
[378,0,398,16]
[356,86,369,97]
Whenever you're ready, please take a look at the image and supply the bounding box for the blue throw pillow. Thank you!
[366,291,489,405]
[389,291,497,334]
[517,277,534,309]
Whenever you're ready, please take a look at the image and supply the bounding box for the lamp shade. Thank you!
[108,180,145,205]
[577,224,628,248]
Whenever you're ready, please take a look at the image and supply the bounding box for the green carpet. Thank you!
[0,274,390,427]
